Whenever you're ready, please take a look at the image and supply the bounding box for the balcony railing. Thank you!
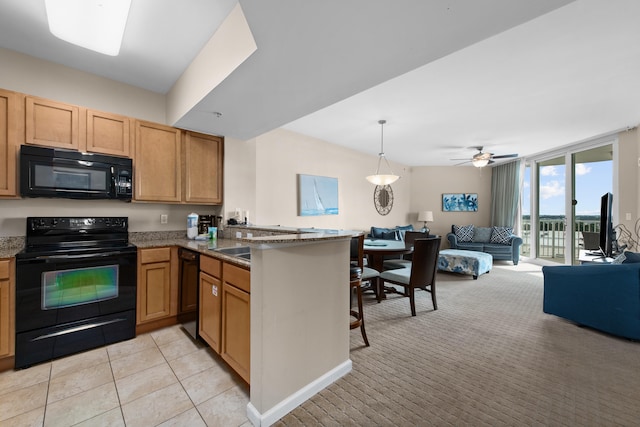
[521,217,599,260]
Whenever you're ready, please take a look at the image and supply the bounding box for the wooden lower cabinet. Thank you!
[137,247,177,326]
[0,258,15,360]
[199,271,222,353]
[199,255,222,352]
[221,263,250,383]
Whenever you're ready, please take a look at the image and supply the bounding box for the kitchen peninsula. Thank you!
[135,225,356,426]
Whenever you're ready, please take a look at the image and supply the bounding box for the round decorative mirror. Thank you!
[374,185,394,215]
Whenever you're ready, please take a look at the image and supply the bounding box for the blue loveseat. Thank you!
[542,262,640,340]
[446,225,523,265]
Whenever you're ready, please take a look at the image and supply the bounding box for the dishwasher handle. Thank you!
[179,249,199,262]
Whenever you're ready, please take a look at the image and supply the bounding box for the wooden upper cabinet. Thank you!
[134,120,182,202]
[86,109,131,157]
[25,96,80,150]
[0,89,18,197]
[183,131,224,204]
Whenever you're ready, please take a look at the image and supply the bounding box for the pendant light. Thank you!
[366,119,400,185]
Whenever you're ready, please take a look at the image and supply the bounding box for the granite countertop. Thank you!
[133,237,252,268]
[0,225,363,263]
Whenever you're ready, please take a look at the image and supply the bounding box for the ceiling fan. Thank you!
[452,146,518,168]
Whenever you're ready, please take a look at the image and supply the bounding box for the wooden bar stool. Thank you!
[350,266,369,346]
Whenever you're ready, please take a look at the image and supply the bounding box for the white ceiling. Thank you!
[1,1,639,167]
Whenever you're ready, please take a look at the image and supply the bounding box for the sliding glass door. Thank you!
[520,140,614,265]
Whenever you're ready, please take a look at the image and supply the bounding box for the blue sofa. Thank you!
[542,263,640,340]
[446,225,523,265]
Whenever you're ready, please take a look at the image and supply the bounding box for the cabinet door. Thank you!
[222,263,250,383]
[137,261,172,324]
[0,89,18,197]
[137,247,173,325]
[87,109,131,157]
[0,259,15,358]
[134,120,181,202]
[199,271,222,353]
[25,96,80,150]
[184,131,223,204]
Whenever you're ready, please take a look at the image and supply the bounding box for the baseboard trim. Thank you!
[246,359,352,426]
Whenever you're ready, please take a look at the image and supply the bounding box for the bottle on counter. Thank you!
[187,213,198,239]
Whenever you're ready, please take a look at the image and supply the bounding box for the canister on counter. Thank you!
[208,226,218,240]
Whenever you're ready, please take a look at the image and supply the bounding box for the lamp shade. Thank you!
[418,211,433,222]
[366,173,400,185]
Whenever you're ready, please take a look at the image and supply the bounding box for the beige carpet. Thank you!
[275,262,640,426]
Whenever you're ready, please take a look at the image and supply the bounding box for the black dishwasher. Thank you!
[178,248,200,339]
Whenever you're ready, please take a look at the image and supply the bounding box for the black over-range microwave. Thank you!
[20,145,133,201]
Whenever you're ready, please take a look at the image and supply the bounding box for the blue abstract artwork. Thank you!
[442,193,478,212]
[298,174,339,216]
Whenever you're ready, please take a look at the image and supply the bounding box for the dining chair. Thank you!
[378,237,441,316]
[382,230,426,270]
[350,234,381,298]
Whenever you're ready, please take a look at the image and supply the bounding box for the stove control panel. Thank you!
[27,217,128,233]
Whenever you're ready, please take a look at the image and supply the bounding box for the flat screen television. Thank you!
[599,192,614,257]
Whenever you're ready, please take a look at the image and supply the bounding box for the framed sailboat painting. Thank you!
[297,174,339,216]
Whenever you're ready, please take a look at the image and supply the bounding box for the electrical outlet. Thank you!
[160,214,168,224]
[626,213,632,221]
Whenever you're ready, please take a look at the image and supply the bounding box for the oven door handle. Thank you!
[35,251,126,261]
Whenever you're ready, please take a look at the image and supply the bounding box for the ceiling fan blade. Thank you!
[491,153,518,159]
[451,158,471,161]
[454,160,471,166]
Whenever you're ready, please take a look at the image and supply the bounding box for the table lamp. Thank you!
[418,211,434,235]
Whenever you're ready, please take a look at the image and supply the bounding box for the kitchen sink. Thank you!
[216,246,251,255]
[216,246,251,261]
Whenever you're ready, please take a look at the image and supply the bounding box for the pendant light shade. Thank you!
[366,120,400,185]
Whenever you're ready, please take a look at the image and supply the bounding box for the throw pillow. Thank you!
[371,227,392,239]
[622,251,640,264]
[472,227,492,243]
[394,225,413,242]
[490,226,513,244]
[611,252,627,264]
[381,230,398,240]
[453,224,474,242]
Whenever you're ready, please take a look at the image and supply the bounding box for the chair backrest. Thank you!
[402,231,427,260]
[350,234,365,269]
[409,237,441,288]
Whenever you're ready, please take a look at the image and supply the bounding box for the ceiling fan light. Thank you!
[472,158,490,168]
[366,174,400,185]
[45,0,132,56]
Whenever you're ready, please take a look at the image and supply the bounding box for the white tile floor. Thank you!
[0,325,251,426]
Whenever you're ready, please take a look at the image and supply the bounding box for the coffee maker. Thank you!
[198,215,223,235]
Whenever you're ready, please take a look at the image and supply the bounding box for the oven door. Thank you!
[15,249,137,333]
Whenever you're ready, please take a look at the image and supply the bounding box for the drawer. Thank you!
[139,247,171,264]
[223,262,250,293]
[201,255,221,278]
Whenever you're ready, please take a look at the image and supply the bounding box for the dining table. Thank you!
[363,238,413,299]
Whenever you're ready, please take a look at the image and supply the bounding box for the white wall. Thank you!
[0,47,166,123]
[410,166,493,239]
[253,128,413,233]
